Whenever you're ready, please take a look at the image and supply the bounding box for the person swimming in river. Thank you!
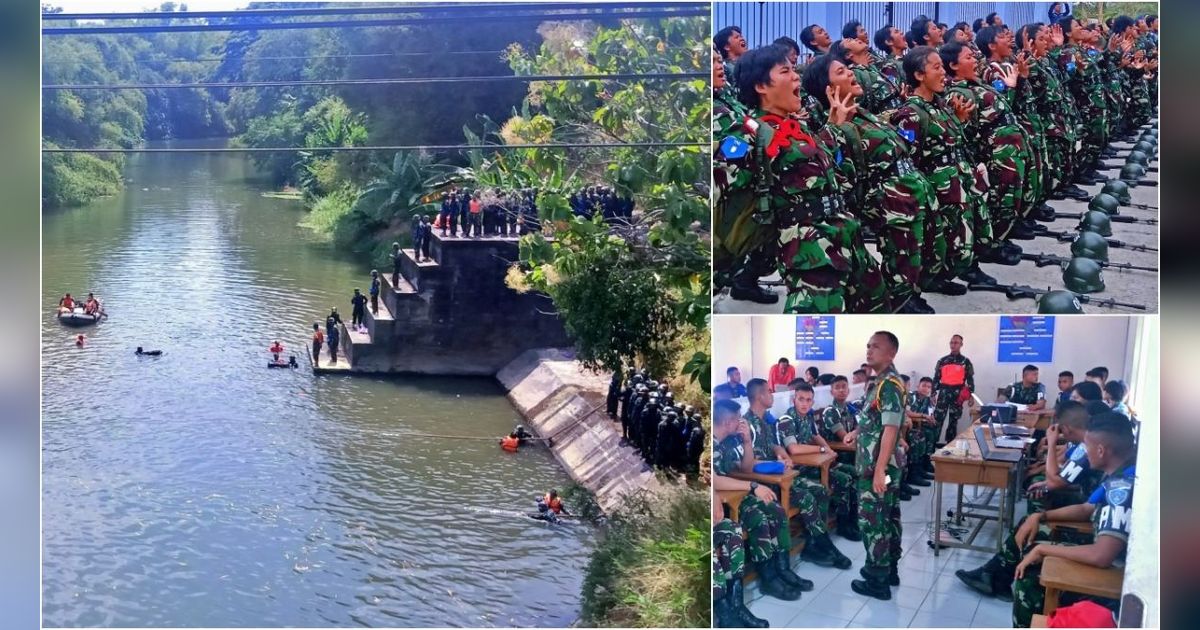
[268,355,299,369]
[529,489,571,523]
[499,425,538,451]
[75,334,85,347]
[135,346,162,356]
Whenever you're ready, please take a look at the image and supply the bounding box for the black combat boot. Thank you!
[714,584,737,628]
[897,484,914,501]
[730,271,779,304]
[728,579,770,628]
[921,456,937,480]
[799,534,838,568]
[836,510,862,542]
[955,557,1003,596]
[774,550,814,591]
[755,560,802,601]
[851,567,892,600]
[959,263,997,286]
[992,563,1015,602]
[859,565,900,587]
[907,465,931,486]
[817,533,853,569]
[925,277,968,296]
[900,481,921,496]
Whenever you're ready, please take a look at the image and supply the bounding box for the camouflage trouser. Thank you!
[1130,80,1152,127]
[1003,514,1110,627]
[923,166,975,281]
[777,215,888,313]
[739,494,791,562]
[1044,134,1071,193]
[934,386,965,443]
[863,174,931,306]
[906,422,928,464]
[1081,107,1108,168]
[1023,473,1086,514]
[787,474,831,536]
[986,126,1029,238]
[857,465,902,575]
[1019,120,1048,210]
[968,164,995,250]
[713,518,745,600]
[801,463,856,517]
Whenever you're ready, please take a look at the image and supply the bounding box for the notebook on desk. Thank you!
[974,425,1022,462]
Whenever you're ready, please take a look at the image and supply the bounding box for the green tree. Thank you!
[498,16,711,385]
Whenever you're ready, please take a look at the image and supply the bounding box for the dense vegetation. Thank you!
[42,8,711,625]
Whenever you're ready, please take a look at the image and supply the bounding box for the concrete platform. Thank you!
[306,344,352,374]
[714,126,1159,315]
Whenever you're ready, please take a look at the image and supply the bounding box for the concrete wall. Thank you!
[363,236,573,375]
[497,348,660,511]
[714,315,1138,401]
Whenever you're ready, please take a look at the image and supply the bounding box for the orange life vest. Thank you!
[940,363,966,386]
[543,493,563,513]
[501,436,520,452]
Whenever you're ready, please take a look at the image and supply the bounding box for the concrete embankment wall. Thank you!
[497,348,661,511]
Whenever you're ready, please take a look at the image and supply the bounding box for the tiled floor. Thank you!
[744,483,1021,628]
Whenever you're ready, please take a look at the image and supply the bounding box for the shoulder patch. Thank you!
[720,136,750,159]
[899,128,916,143]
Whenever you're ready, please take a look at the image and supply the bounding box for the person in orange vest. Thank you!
[500,433,521,452]
[531,489,571,523]
[58,293,75,314]
[269,340,284,362]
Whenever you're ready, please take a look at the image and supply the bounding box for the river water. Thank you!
[41,140,594,627]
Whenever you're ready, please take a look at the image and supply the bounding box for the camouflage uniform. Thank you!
[714,434,792,561]
[947,76,1032,238]
[830,109,934,309]
[1005,381,1046,406]
[746,409,831,536]
[892,95,978,284]
[738,110,889,312]
[985,60,1047,213]
[849,61,903,116]
[1054,43,1109,179]
[854,364,906,580]
[904,391,935,463]
[1010,464,1134,627]
[933,352,975,443]
[820,400,857,463]
[713,88,767,288]
[1028,54,1077,195]
[779,407,856,521]
[713,517,746,600]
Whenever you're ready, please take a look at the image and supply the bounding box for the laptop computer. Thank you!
[982,405,1033,437]
[974,425,1022,462]
[988,420,1032,449]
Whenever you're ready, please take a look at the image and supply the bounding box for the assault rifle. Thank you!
[1032,230,1158,252]
[1098,163,1158,173]
[1019,252,1159,273]
[967,283,1148,310]
[1048,212,1157,225]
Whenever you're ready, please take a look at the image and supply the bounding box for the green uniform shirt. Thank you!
[1006,381,1046,405]
[819,400,856,441]
[854,364,905,477]
[712,434,746,477]
[777,406,817,447]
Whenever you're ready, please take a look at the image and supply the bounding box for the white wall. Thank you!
[712,315,1137,400]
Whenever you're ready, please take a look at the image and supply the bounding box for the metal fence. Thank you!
[713,2,1056,48]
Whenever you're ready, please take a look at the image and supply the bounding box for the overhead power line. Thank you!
[42,50,510,64]
[43,71,707,91]
[42,7,708,35]
[42,141,708,154]
[41,2,705,21]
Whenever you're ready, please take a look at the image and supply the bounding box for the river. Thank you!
[41,140,595,627]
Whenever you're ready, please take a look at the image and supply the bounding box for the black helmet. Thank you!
[1078,211,1113,237]
[1070,231,1110,262]
[630,374,644,384]
[658,383,669,393]
[636,384,648,393]
[1100,180,1131,205]
[1063,257,1105,293]
[1143,127,1158,138]
[1087,193,1121,216]
[1119,163,1146,185]
[1125,150,1149,167]
[684,404,696,414]
[1037,290,1085,314]
[1133,140,1156,156]
[647,380,659,389]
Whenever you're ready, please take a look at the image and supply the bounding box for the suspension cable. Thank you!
[43,71,707,91]
[42,2,705,21]
[43,141,708,154]
[42,7,708,36]
[42,50,511,64]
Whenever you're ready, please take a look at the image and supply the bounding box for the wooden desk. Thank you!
[1040,556,1125,615]
[930,424,1023,555]
[729,468,800,519]
[718,489,748,522]
[1031,614,1048,627]
[791,451,836,490]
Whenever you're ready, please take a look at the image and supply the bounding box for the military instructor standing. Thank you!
[933,334,975,445]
